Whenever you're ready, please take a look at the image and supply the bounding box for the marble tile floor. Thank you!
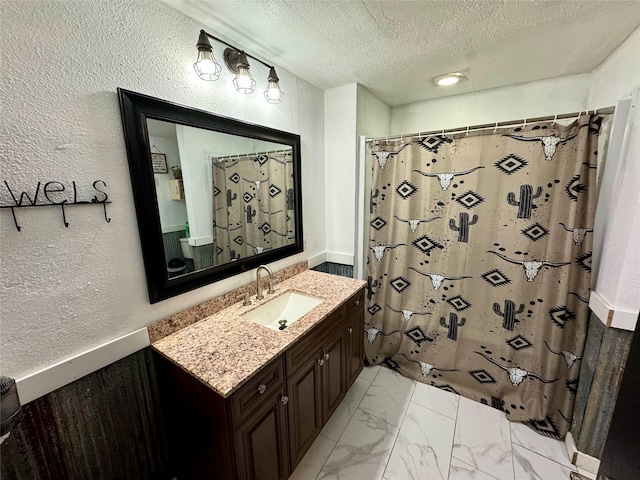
[290,365,593,480]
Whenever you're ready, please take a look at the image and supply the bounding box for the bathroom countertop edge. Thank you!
[151,270,365,398]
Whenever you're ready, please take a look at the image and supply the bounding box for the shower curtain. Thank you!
[365,115,601,437]
[212,150,295,264]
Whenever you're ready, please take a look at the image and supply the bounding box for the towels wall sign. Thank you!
[1,180,111,231]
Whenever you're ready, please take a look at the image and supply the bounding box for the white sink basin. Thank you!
[243,291,323,331]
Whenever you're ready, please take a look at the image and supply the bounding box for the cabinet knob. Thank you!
[257,384,267,394]
[347,327,353,334]
[318,358,325,367]
[280,395,289,405]
[354,300,360,306]
[323,352,330,360]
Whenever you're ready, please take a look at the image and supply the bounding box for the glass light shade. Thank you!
[194,50,222,81]
[232,66,257,94]
[264,81,284,104]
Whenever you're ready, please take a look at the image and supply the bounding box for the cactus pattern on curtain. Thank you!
[212,150,295,264]
[365,115,601,437]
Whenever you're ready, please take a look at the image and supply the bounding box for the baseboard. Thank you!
[589,290,638,331]
[565,432,601,476]
[307,252,326,269]
[325,252,354,266]
[16,328,150,405]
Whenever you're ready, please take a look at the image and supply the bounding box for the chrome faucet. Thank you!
[255,265,275,300]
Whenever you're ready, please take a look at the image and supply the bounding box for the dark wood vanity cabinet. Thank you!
[285,305,347,467]
[345,288,365,388]
[233,390,290,480]
[154,287,364,480]
[286,352,323,468]
[230,359,290,480]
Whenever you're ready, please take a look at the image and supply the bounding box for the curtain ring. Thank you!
[493,122,499,133]
[523,118,527,128]
[552,114,558,125]
[577,110,582,121]
[465,125,470,136]
[400,134,403,142]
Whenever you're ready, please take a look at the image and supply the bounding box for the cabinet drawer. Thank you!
[286,307,345,375]
[346,289,364,319]
[231,356,284,426]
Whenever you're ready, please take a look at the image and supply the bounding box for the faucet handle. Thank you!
[237,293,251,306]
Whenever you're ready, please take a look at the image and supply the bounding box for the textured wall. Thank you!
[0,0,325,379]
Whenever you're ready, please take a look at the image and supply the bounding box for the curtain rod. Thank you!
[365,106,616,143]
[212,148,292,162]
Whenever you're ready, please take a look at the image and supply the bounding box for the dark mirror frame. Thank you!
[117,89,303,303]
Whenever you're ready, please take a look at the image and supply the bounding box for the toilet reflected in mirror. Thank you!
[179,237,193,260]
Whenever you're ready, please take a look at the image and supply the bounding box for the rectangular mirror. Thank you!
[118,89,303,303]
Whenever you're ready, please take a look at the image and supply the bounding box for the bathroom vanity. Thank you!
[152,271,365,480]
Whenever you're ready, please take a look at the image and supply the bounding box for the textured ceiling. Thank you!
[164,0,640,107]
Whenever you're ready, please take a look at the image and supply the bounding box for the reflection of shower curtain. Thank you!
[365,115,601,437]
[212,151,295,264]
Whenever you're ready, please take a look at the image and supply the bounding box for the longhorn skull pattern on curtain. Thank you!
[365,115,601,438]
[212,150,295,264]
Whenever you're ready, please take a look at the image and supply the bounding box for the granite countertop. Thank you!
[152,270,366,398]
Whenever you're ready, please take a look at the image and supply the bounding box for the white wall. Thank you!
[356,85,391,138]
[0,0,325,379]
[588,27,640,329]
[355,85,391,278]
[149,132,188,233]
[324,84,358,264]
[390,74,592,134]
[323,83,392,269]
[176,125,215,246]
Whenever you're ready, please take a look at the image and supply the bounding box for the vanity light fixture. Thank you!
[223,49,257,94]
[193,29,284,103]
[434,72,466,86]
[264,67,285,104]
[193,30,222,81]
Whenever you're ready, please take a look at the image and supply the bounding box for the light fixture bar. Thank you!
[196,29,283,103]
[201,30,273,71]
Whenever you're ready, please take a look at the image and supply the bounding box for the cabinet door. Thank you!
[287,351,323,468]
[346,311,364,388]
[322,328,346,423]
[234,391,290,480]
